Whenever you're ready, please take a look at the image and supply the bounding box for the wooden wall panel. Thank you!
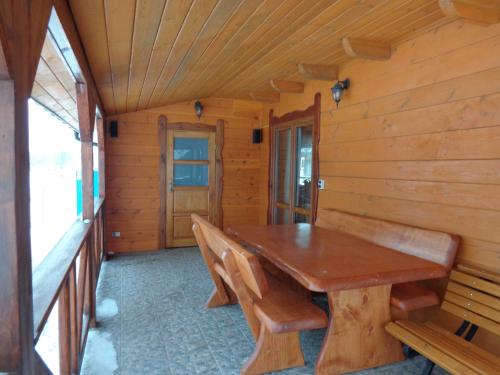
[106,97,262,252]
[260,19,500,353]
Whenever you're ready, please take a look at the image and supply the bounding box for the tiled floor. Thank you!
[81,248,448,375]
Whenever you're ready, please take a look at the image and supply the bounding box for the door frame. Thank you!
[267,92,321,224]
[158,116,224,249]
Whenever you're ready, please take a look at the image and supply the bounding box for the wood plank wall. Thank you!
[260,19,500,353]
[106,98,262,253]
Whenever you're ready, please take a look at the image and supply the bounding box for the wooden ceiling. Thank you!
[69,0,451,115]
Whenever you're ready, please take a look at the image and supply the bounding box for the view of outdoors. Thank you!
[29,99,99,374]
[29,99,82,269]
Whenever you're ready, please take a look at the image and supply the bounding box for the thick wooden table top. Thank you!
[228,224,447,292]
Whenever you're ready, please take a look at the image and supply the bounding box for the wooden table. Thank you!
[228,223,447,375]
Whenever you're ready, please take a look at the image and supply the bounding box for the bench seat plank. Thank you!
[387,320,500,374]
[391,282,440,311]
[385,322,477,374]
[450,271,500,298]
[254,277,328,334]
[447,281,500,310]
[442,301,500,336]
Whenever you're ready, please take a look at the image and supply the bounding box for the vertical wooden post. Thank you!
[76,82,97,327]
[58,276,71,375]
[0,0,51,370]
[158,115,167,249]
[68,266,78,373]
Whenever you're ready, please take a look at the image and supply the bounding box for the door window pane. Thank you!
[295,126,313,210]
[174,138,209,160]
[174,164,208,186]
[275,207,290,224]
[275,129,291,203]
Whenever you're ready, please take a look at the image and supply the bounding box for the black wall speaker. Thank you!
[252,128,263,144]
[109,120,118,138]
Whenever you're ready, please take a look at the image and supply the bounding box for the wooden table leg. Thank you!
[315,285,404,374]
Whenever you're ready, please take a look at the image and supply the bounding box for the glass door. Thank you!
[272,123,313,224]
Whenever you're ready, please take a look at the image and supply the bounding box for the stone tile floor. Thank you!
[81,248,449,375]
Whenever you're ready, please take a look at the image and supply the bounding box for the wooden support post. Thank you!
[342,37,391,60]
[297,63,338,81]
[439,0,500,25]
[158,115,167,249]
[249,91,280,102]
[76,82,97,327]
[270,79,304,94]
[0,0,51,370]
[58,276,71,375]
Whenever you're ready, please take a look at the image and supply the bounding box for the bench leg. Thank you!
[241,325,305,375]
[205,283,238,308]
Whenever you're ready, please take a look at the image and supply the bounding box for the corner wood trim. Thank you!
[267,92,321,224]
[215,119,224,229]
[158,115,167,249]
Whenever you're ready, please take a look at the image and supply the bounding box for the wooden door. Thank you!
[166,130,216,247]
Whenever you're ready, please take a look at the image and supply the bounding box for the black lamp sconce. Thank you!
[194,100,204,119]
[331,78,350,108]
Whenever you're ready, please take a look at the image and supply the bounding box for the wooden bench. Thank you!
[386,265,500,374]
[192,214,328,374]
[315,209,460,320]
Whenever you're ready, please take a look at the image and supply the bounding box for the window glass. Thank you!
[174,138,209,160]
[174,164,209,186]
[93,124,99,199]
[29,99,82,269]
[294,126,313,210]
[275,128,291,204]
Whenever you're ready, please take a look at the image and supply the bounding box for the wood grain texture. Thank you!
[258,19,500,353]
[229,224,447,293]
[106,98,262,252]
[68,0,449,113]
[385,267,500,374]
[316,286,404,374]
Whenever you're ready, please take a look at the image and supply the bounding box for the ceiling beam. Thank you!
[270,79,304,94]
[439,0,500,25]
[297,63,338,81]
[249,91,280,102]
[341,37,391,61]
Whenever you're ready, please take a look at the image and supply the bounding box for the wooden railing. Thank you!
[32,198,105,374]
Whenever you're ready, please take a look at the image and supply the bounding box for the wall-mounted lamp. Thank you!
[331,79,350,108]
[194,100,204,119]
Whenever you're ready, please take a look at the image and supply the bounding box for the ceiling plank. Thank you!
[104,0,137,114]
[66,0,113,114]
[216,0,396,96]
[249,91,280,102]
[158,0,243,106]
[165,0,265,103]
[439,0,500,25]
[126,0,167,113]
[270,79,304,93]
[341,37,391,61]
[147,0,220,109]
[297,63,338,81]
[136,0,193,110]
